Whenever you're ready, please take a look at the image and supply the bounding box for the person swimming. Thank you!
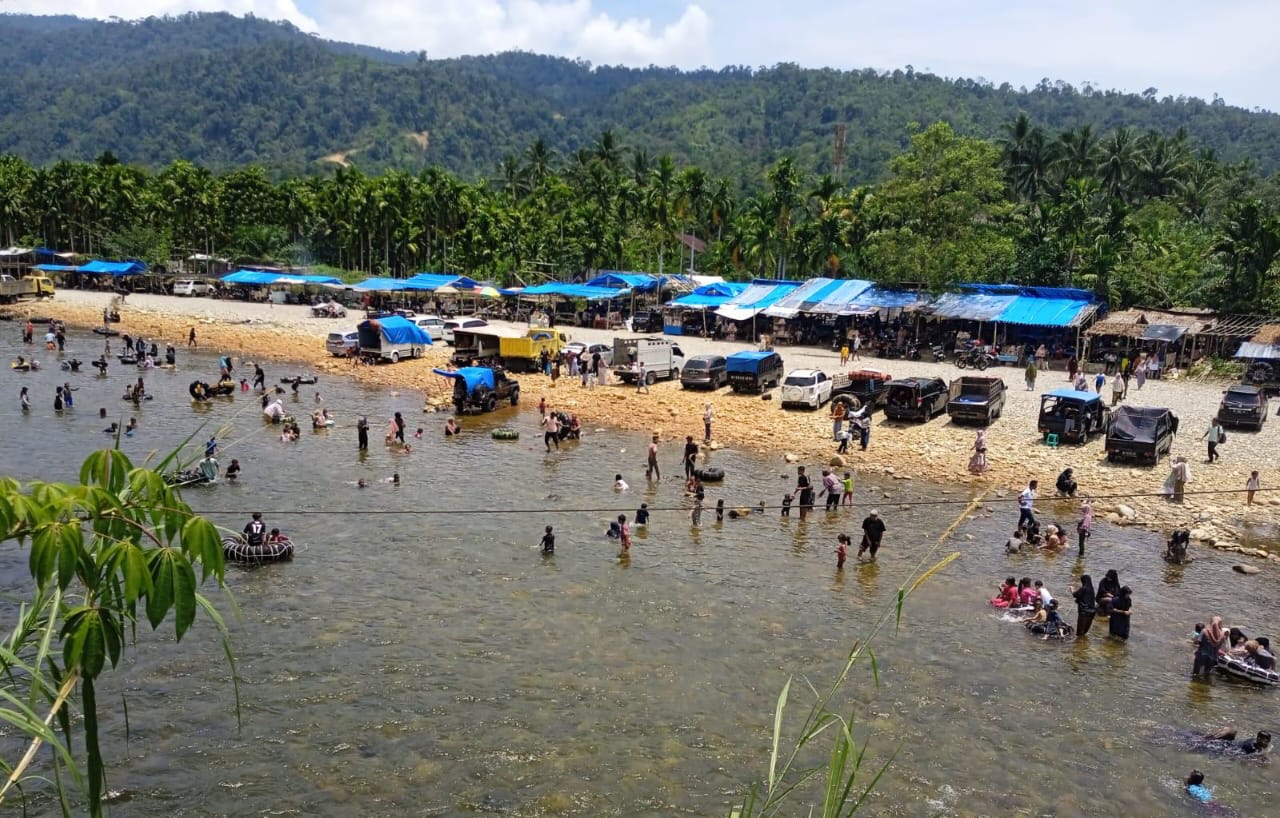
[1188,727,1272,757]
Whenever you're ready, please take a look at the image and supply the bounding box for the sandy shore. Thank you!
[11,290,1280,566]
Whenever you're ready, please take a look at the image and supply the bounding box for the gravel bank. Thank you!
[13,290,1280,565]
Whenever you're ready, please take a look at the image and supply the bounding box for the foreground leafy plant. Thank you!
[0,448,236,817]
[731,499,974,817]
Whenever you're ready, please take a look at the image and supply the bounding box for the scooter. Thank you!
[955,348,994,371]
[930,344,948,363]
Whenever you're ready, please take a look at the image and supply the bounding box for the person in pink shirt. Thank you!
[1076,497,1094,555]
[1018,578,1038,607]
[990,576,1019,608]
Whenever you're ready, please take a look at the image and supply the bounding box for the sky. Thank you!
[11,0,1280,111]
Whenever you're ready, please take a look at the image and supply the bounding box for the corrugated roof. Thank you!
[996,297,1097,327]
[1086,308,1216,337]
[716,280,803,322]
[763,277,844,318]
[1234,342,1280,359]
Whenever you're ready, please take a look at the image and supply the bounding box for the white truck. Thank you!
[612,337,685,385]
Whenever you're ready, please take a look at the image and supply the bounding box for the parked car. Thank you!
[1038,388,1111,444]
[681,355,728,390]
[415,315,447,341]
[325,331,359,357]
[443,318,488,345]
[629,310,664,333]
[780,369,834,409]
[612,337,684,384]
[172,279,211,297]
[432,366,520,414]
[1218,384,1267,430]
[831,369,893,413]
[884,377,949,422]
[564,341,613,367]
[726,351,785,394]
[1105,406,1179,463]
[946,376,1007,425]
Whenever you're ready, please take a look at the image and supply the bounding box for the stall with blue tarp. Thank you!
[849,286,930,313]
[32,264,79,273]
[716,280,803,322]
[353,277,413,292]
[995,295,1099,327]
[927,292,1016,322]
[403,273,480,291]
[764,278,853,318]
[79,260,147,276]
[663,281,749,334]
[222,270,343,286]
[520,282,625,300]
[586,272,664,292]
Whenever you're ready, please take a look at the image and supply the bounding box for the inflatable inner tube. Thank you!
[189,380,212,400]
[492,427,520,440]
[164,470,208,487]
[10,362,30,372]
[694,465,725,482]
[281,376,319,385]
[93,327,120,336]
[222,535,294,564]
[1217,654,1279,686]
[118,355,137,365]
[210,381,236,397]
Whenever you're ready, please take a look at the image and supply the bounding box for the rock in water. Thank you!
[829,455,846,467]
[1232,564,1261,575]
[784,452,799,463]
[1116,504,1137,519]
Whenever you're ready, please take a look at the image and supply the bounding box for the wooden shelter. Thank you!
[1084,307,1217,367]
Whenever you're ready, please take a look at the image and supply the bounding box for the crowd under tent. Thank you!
[715,279,803,342]
[1084,308,1217,368]
[662,281,748,335]
[923,285,1102,355]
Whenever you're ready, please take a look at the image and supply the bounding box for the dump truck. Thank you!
[0,274,55,304]
[499,329,571,373]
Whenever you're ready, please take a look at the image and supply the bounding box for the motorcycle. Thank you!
[930,344,948,363]
[955,348,993,371]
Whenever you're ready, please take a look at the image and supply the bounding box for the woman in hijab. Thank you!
[1096,569,1121,615]
[1108,587,1133,641]
[968,429,988,474]
[1071,575,1097,637]
[1076,498,1093,556]
[1193,617,1228,679]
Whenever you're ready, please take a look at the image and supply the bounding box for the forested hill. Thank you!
[2,12,1279,181]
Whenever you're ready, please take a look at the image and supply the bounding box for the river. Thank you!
[1,329,1275,817]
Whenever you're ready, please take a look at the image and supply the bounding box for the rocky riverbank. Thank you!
[14,290,1279,566]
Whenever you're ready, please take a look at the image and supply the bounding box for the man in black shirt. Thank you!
[683,435,699,478]
[859,510,886,561]
[243,512,266,546]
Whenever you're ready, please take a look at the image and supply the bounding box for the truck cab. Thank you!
[1038,389,1111,444]
[0,274,55,303]
[1105,406,1178,463]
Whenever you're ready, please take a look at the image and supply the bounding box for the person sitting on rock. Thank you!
[1056,468,1078,497]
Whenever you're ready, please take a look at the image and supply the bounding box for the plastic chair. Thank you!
[1044,433,1059,448]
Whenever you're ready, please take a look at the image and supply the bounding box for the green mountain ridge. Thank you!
[1,12,1279,182]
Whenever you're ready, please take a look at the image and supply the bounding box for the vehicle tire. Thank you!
[1107,452,1117,463]
[645,370,656,386]
[483,395,497,413]
[731,385,740,394]
[671,367,679,380]
[976,357,989,371]
[510,387,519,406]
[956,358,967,369]
[390,351,399,363]
[694,466,725,482]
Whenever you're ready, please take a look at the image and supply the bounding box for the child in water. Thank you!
[540,525,555,555]
[841,472,854,506]
[835,534,850,569]
[781,493,793,517]
[225,459,241,480]
[617,514,631,552]
[716,499,725,522]
[634,503,649,527]
[614,473,629,491]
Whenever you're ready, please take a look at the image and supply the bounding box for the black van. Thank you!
[884,377,949,422]
[726,351,785,393]
[681,355,728,389]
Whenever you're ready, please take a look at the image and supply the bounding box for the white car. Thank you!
[173,279,211,296]
[443,318,488,345]
[415,315,446,341]
[326,331,359,357]
[780,369,833,409]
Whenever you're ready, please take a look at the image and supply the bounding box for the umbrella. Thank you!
[435,284,460,295]
[478,286,502,299]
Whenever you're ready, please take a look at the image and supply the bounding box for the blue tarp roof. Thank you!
[359,315,432,345]
[716,279,803,322]
[958,283,1096,301]
[587,272,662,292]
[432,366,494,392]
[32,264,78,273]
[764,278,854,318]
[928,292,1018,322]
[521,282,626,300]
[726,349,780,372]
[996,297,1098,327]
[353,277,412,292]
[79,260,146,276]
[668,281,748,309]
[853,287,929,311]
[222,270,341,285]
[404,273,480,291]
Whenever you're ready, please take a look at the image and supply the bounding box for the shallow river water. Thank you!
[1,329,1276,817]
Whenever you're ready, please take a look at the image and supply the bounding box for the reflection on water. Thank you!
[1,329,1277,817]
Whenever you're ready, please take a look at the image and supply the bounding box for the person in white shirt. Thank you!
[1035,580,1053,608]
[1018,480,1038,530]
[614,473,629,491]
[703,403,713,442]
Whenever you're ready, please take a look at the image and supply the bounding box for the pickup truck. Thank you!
[1105,406,1178,463]
[946,376,1007,425]
[356,315,431,363]
[831,369,892,413]
[433,366,520,414]
[612,337,685,384]
[498,329,571,373]
[0,274,55,304]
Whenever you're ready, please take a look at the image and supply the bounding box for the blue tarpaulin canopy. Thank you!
[353,277,412,292]
[587,272,663,292]
[764,278,852,318]
[996,296,1098,327]
[79,260,146,276]
[520,282,626,300]
[432,366,494,392]
[32,264,79,273]
[403,273,480,291]
[358,315,432,345]
[716,280,803,322]
[667,281,748,309]
[222,270,342,285]
[851,287,929,312]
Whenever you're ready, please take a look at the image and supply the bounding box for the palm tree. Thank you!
[523,138,554,189]
[765,157,805,278]
[647,156,677,275]
[1097,127,1138,200]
